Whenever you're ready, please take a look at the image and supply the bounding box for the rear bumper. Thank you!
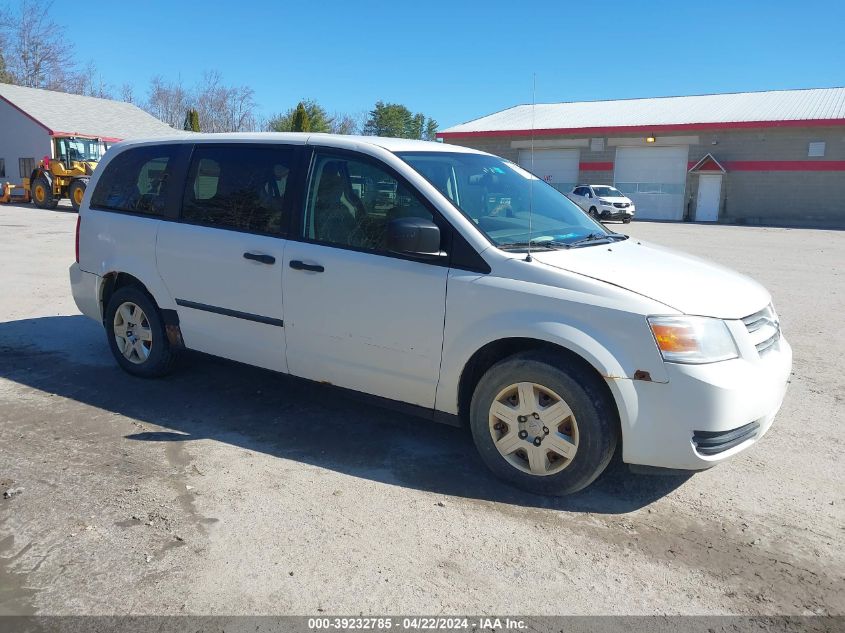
[618,335,792,470]
[69,263,101,322]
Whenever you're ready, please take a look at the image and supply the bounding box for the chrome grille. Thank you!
[742,304,780,356]
[613,202,629,208]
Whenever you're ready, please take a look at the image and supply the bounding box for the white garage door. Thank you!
[518,149,580,193]
[614,146,689,220]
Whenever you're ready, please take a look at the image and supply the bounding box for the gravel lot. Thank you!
[0,202,842,617]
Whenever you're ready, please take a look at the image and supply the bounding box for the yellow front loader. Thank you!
[28,136,108,212]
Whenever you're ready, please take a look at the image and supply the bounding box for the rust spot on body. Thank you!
[633,369,653,382]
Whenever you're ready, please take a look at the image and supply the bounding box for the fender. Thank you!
[435,308,669,417]
[31,169,51,187]
[96,257,176,314]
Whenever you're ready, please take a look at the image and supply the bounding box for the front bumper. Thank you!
[599,206,634,220]
[69,263,102,322]
[617,334,792,470]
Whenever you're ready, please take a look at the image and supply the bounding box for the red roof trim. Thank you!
[51,131,123,143]
[688,153,727,173]
[579,161,614,171]
[0,94,53,133]
[437,118,845,139]
[723,160,845,171]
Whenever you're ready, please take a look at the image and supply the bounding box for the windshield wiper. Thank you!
[498,238,563,251]
[565,232,629,248]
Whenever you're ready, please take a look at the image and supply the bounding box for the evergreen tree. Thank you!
[291,102,311,132]
[363,101,411,137]
[424,117,439,141]
[183,108,200,132]
[363,102,436,140]
[0,52,12,84]
[269,99,330,132]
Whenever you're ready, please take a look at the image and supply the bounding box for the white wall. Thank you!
[0,98,51,181]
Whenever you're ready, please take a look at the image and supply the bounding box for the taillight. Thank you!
[75,215,81,263]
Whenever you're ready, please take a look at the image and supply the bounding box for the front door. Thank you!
[156,144,299,371]
[695,174,722,222]
[283,150,448,408]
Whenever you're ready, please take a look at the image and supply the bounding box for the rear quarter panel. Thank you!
[78,208,175,311]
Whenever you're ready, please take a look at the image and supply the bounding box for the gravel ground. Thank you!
[0,203,842,616]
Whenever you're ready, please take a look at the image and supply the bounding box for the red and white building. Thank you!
[439,87,845,227]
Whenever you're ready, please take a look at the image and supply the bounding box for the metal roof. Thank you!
[0,83,176,141]
[439,87,845,137]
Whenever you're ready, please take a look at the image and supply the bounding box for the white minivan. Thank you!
[69,133,791,495]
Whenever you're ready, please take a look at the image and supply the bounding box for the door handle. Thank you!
[244,252,276,265]
[289,260,324,273]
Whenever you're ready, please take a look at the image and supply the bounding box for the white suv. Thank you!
[568,184,635,222]
[69,134,791,495]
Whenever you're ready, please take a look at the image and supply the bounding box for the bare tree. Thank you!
[139,71,257,132]
[145,76,190,128]
[65,61,113,98]
[194,70,257,133]
[2,0,77,88]
[330,112,359,135]
[120,83,135,104]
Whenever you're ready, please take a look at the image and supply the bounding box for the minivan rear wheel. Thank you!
[469,351,618,496]
[105,286,177,378]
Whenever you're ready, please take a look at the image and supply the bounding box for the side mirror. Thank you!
[387,217,441,256]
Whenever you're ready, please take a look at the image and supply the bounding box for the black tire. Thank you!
[469,350,619,496]
[104,286,177,378]
[69,179,87,212]
[623,218,632,224]
[31,175,58,210]
[588,206,598,217]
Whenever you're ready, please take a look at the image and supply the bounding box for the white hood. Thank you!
[531,239,770,319]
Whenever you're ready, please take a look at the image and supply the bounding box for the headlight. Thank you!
[648,316,738,364]
[599,198,612,206]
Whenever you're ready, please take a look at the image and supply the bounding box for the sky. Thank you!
[49,0,845,130]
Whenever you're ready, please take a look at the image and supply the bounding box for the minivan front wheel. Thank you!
[469,351,618,496]
[105,286,176,377]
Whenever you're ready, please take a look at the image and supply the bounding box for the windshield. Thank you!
[55,137,107,162]
[591,186,624,198]
[398,151,608,248]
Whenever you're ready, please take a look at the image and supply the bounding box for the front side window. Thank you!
[399,152,609,249]
[91,146,179,215]
[304,153,434,251]
[181,145,294,234]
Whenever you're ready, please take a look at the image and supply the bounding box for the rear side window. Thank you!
[181,145,295,235]
[91,146,179,215]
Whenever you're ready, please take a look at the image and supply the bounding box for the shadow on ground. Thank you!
[0,315,691,514]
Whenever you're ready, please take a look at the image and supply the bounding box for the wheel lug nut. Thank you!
[533,437,542,446]
[518,415,527,423]
[518,430,528,440]
[533,412,540,419]
[543,426,549,435]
